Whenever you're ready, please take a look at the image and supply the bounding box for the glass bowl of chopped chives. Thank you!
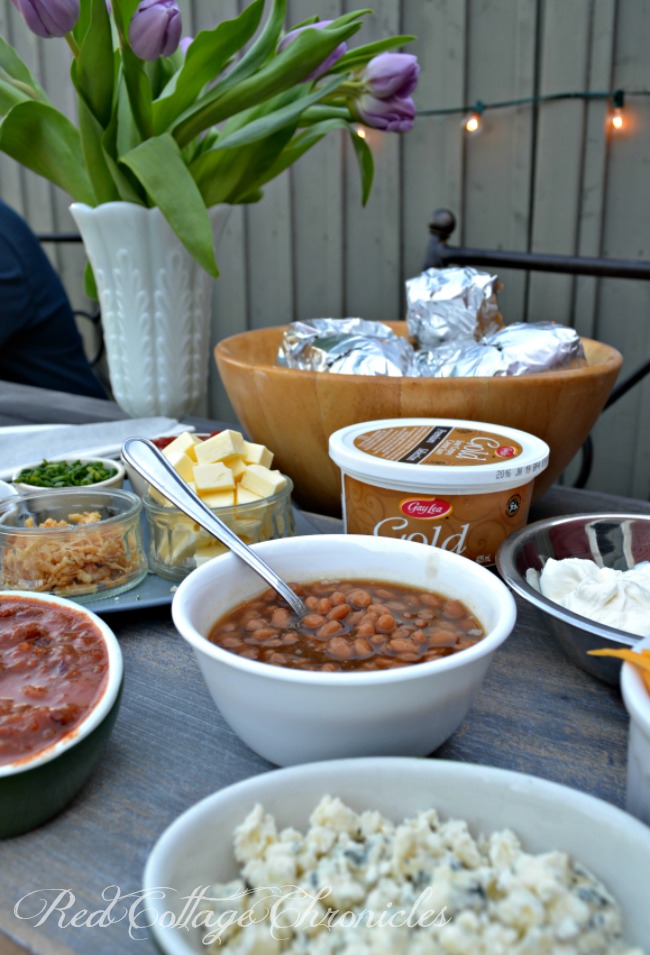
[12,457,125,494]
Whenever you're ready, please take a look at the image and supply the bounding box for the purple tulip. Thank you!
[11,0,79,38]
[277,19,347,81]
[355,93,416,132]
[363,53,420,100]
[129,0,182,60]
[179,35,193,55]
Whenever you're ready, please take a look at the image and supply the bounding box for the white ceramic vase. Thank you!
[70,201,230,419]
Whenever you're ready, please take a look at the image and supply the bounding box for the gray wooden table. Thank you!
[0,382,645,954]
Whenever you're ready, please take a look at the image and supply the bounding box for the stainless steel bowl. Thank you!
[496,513,650,685]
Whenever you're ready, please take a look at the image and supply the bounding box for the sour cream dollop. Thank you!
[536,558,650,636]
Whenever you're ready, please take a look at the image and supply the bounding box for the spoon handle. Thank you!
[122,438,305,615]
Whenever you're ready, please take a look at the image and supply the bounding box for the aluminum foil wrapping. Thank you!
[415,322,587,377]
[406,267,503,347]
[278,318,416,376]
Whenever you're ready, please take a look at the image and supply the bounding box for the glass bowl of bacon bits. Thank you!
[171,533,517,766]
[0,591,123,837]
[0,488,148,601]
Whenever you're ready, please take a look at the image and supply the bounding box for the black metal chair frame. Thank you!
[424,209,650,488]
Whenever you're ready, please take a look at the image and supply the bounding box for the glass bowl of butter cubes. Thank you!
[141,429,295,581]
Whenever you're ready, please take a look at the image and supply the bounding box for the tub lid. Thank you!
[329,418,549,491]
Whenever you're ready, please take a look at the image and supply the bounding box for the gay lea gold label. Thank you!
[353,425,523,468]
[342,476,533,565]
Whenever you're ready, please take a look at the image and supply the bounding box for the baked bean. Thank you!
[357,623,376,637]
[328,637,354,660]
[430,629,459,647]
[388,637,418,654]
[250,627,278,640]
[443,599,468,619]
[208,579,483,673]
[302,614,326,629]
[420,593,442,607]
[317,620,343,639]
[271,607,291,629]
[376,614,395,632]
[347,589,372,608]
[328,603,351,621]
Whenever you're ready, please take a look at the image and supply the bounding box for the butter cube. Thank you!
[194,430,246,465]
[159,524,203,562]
[149,486,173,507]
[234,518,262,540]
[193,462,235,493]
[224,455,247,482]
[162,431,201,462]
[199,488,236,509]
[243,440,273,469]
[236,486,262,505]
[164,447,195,483]
[239,465,287,498]
[194,542,228,566]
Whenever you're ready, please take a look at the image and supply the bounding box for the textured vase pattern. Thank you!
[70,202,229,419]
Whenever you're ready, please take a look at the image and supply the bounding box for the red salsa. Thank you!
[0,597,109,766]
[207,579,484,673]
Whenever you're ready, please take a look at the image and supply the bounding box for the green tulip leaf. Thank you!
[0,36,48,100]
[349,126,374,206]
[72,0,115,127]
[249,117,350,186]
[173,18,362,146]
[191,124,297,206]
[121,46,153,140]
[330,36,417,72]
[220,0,287,89]
[0,77,33,114]
[153,0,265,134]
[77,97,120,203]
[215,74,345,150]
[0,102,95,204]
[120,133,220,277]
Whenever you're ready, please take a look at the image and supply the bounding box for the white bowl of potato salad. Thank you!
[143,757,650,955]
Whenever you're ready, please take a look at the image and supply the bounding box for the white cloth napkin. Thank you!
[0,417,190,479]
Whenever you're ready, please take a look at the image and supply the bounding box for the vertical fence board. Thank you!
[343,0,402,323]
[588,0,650,498]
[463,0,537,326]
[402,0,466,282]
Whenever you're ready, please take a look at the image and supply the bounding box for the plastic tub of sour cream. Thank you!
[329,418,549,565]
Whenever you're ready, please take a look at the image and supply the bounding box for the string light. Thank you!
[416,88,648,138]
[355,126,367,139]
[608,89,625,132]
[462,101,484,134]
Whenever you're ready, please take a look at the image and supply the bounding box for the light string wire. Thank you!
[415,88,650,120]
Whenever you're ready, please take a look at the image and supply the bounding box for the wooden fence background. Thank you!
[1,0,649,497]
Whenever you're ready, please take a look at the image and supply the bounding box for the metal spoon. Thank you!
[122,437,307,616]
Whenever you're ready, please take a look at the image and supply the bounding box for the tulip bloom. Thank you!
[277,19,347,81]
[355,93,416,132]
[11,0,79,38]
[129,0,182,60]
[363,53,420,100]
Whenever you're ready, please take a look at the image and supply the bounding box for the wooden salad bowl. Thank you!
[215,323,623,516]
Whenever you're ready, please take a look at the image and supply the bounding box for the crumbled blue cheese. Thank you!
[200,795,643,954]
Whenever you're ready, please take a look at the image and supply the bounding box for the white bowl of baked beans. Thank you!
[171,534,517,766]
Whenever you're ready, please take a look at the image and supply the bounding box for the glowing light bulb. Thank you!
[608,90,625,133]
[610,107,624,130]
[463,112,482,134]
[356,126,367,139]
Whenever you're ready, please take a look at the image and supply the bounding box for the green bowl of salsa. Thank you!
[0,592,123,838]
